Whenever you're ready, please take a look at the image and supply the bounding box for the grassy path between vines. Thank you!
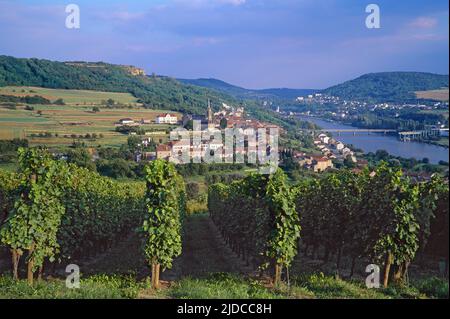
[79,213,246,280]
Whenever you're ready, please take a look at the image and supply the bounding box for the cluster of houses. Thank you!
[296,93,325,102]
[292,153,334,173]
[156,101,280,163]
[313,133,356,162]
[156,133,277,163]
[282,133,358,173]
[295,93,449,121]
[156,138,227,162]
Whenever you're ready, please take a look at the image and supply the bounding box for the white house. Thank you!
[118,118,135,125]
[341,147,352,155]
[155,113,178,124]
[318,133,330,144]
[335,142,345,151]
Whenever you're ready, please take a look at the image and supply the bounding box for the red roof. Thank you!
[156,144,171,152]
[157,113,176,118]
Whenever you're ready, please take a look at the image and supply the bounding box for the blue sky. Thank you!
[0,0,448,89]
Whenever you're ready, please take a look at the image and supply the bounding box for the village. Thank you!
[284,132,359,173]
[295,92,449,120]
[114,100,282,165]
[112,99,365,173]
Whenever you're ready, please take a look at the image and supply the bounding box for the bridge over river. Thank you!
[302,128,449,140]
[303,128,397,135]
[399,128,448,141]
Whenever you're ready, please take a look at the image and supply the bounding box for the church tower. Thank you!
[207,99,214,129]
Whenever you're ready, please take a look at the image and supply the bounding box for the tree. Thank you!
[67,148,96,171]
[92,106,100,113]
[142,160,185,289]
[343,155,356,169]
[127,136,141,150]
[97,158,136,179]
[53,98,65,105]
[375,150,389,161]
[184,120,193,131]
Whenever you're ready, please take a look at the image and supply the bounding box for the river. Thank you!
[297,116,449,164]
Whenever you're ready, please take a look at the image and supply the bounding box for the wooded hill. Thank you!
[0,56,239,115]
[323,72,449,103]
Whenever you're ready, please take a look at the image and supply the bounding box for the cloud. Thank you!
[109,11,146,22]
[191,36,224,46]
[219,0,246,5]
[409,17,438,29]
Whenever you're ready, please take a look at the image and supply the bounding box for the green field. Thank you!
[0,87,179,147]
[0,86,140,105]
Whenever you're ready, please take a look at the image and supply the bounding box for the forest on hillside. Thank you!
[323,72,449,102]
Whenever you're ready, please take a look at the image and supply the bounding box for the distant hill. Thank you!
[0,56,293,128]
[0,56,238,115]
[178,78,249,97]
[179,78,317,101]
[323,72,449,103]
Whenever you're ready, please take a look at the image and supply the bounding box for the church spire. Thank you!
[207,99,214,129]
[207,99,213,123]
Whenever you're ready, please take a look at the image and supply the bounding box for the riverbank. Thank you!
[296,115,449,164]
[425,137,449,149]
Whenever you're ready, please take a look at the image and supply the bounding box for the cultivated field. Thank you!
[415,89,449,102]
[0,86,140,105]
[0,87,179,147]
